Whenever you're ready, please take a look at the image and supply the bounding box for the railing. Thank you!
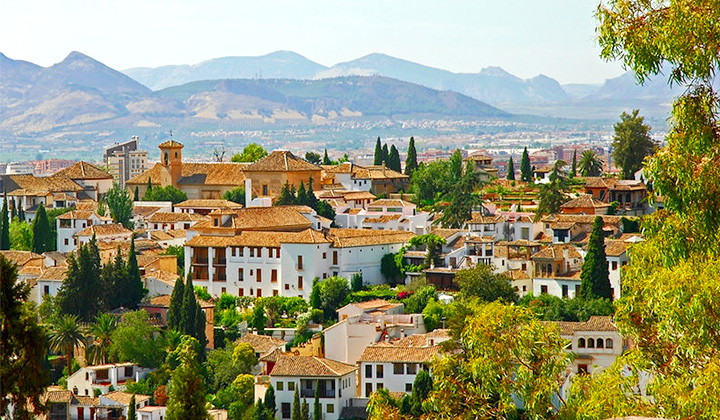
[301,389,335,398]
[214,258,227,265]
[193,258,209,265]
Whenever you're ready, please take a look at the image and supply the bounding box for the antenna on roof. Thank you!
[169,130,173,139]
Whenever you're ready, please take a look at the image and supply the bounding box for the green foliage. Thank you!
[374,137,383,166]
[32,203,52,253]
[264,385,276,417]
[404,136,418,177]
[232,143,268,163]
[455,264,518,303]
[0,255,49,419]
[222,185,246,206]
[0,197,9,250]
[506,156,515,181]
[182,275,197,335]
[402,285,437,314]
[105,183,134,228]
[163,245,185,274]
[121,238,145,310]
[252,400,269,420]
[535,160,570,219]
[276,181,297,206]
[195,286,211,302]
[45,207,73,251]
[57,241,102,321]
[350,272,363,292]
[109,310,164,368]
[408,234,446,269]
[437,159,483,228]
[86,313,117,366]
[9,217,32,251]
[301,398,310,420]
[292,388,301,420]
[578,216,612,300]
[49,314,85,377]
[411,369,433,415]
[305,152,321,164]
[570,149,577,178]
[313,383,321,420]
[381,144,389,166]
[388,145,402,172]
[167,276,185,330]
[421,298,453,331]
[143,185,188,204]
[127,394,136,420]
[518,293,614,322]
[347,285,398,303]
[233,342,259,374]
[380,253,402,284]
[520,146,532,182]
[612,110,657,179]
[166,336,209,420]
[621,216,640,233]
[322,149,332,165]
[315,276,350,319]
[578,149,604,177]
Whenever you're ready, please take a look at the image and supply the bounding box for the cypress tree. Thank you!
[165,337,208,420]
[32,203,52,254]
[0,196,9,250]
[506,156,516,181]
[570,150,578,178]
[133,186,139,201]
[291,388,301,420]
[322,149,332,165]
[381,144,389,165]
[265,385,277,417]
[57,243,102,321]
[405,136,418,176]
[194,303,206,361]
[388,145,401,172]
[144,177,153,200]
[124,237,144,309]
[181,274,197,336]
[167,275,185,330]
[374,137,383,165]
[296,182,308,207]
[18,205,25,222]
[313,382,321,420]
[127,394,136,420]
[10,198,16,220]
[520,147,532,182]
[276,181,296,206]
[252,400,268,420]
[301,399,309,420]
[578,216,613,300]
[306,177,319,210]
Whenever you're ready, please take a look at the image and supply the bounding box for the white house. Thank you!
[137,405,167,420]
[270,354,357,420]
[147,211,207,232]
[66,363,152,397]
[56,210,113,253]
[336,299,404,322]
[74,224,134,250]
[358,345,440,398]
[532,244,584,299]
[98,392,151,419]
[33,266,67,304]
[604,238,633,300]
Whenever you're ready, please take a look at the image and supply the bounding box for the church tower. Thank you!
[158,139,184,188]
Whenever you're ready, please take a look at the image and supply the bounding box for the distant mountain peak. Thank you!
[480,66,515,78]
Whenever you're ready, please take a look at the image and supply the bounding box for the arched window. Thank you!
[164,152,169,164]
[606,338,614,349]
[578,338,586,348]
[588,338,595,348]
[597,338,604,348]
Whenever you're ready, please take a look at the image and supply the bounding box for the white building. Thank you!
[33,266,67,304]
[56,210,113,253]
[270,354,357,420]
[137,405,167,420]
[532,244,584,299]
[66,363,152,397]
[357,343,442,398]
[74,224,134,251]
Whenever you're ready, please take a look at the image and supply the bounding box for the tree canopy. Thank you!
[612,109,657,179]
[455,264,518,303]
[143,185,188,204]
[578,150,604,177]
[32,203,52,254]
[232,143,268,163]
[520,147,532,182]
[105,183,134,228]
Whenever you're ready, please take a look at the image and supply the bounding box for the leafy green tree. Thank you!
[517,293,613,322]
[57,242,102,321]
[86,313,117,365]
[134,186,139,201]
[374,137,383,165]
[264,385,277,417]
[506,156,515,180]
[520,146,532,182]
[9,217,32,251]
[109,310,164,368]
[322,149,332,165]
[388,145,401,172]
[49,314,85,376]
[167,275,185,330]
[306,177,319,209]
[232,143,268,163]
[612,109,658,179]
[17,204,25,222]
[350,272,363,292]
[437,160,482,228]
[570,149,577,178]
[578,150,603,177]
[9,198,16,220]
[292,388,301,420]
[233,342,259,374]
[455,264,518,303]
[146,177,153,198]
[404,136,418,177]
[143,185,188,204]
[252,400,269,420]
[0,254,49,419]
[535,160,569,218]
[402,285,437,314]
[222,185,246,206]
[31,203,52,253]
[0,196,9,250]
[305,152,321,164]
[166,336,209,420]
[309,278,321,310]
[410,369,433,415]
[578,216,612,300]
[317,276,350,319]
[194,303,207,360]
[105,183,134,228]
[127,394,136,420]
[380,253,402,284]
[408,234,446,269]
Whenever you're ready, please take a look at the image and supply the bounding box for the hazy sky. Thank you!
[1,0,625,84]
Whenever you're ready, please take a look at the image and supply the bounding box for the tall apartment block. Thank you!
[104,136,148,186]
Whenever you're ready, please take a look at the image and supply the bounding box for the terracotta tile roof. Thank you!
[192,207,313,232]
[551,316,618,335]
[346,208,363,215]
[343,191,376,200]
[323,162,357,174]
[158,139,184,148]
[148,212,207,223]
[244,150,322,172]
[531,244,582,260]
[0,250,44,266]
[146,294,172,307]
[143,269,178,285]
[541,214,625,225]
[502,269,531,280]
[466,153,493,161]
[505,239,541,247]
[38,266,68,282]
[51,192,79,202]
[126,162,246,186]
[358,345,441,363]
[466,214,501,224]
[187,228,330,248]
[19,266,43,276]
[561,194,611,209]
[429,228,463,240]
[7,189,52,197]
[550,222,576,230]
[362,166,409,180]
[44,387,73,403]
[43,251,68,266]
[585,177,646,191]
[133,206,163,218]
[57,210,110,221]
[149,231,173,241]
[367,199,414,208]
[237,333,287,354]
[75,223,133,238]
[103,391,151,406]
[55,161,112,180]
[76,201,99,211]
[270,354,356,377]
[175,199,243,208]
[605,239,629,257]
[338,299,403,313]
[9,174,84,192]
[394,330,450,347]
[328,228,415,248]
[363,214,402,223]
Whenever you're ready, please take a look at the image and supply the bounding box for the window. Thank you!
[394,363,403,374]
[285,284,290,290]
[406,383,413,392]
[281,402,291,419]
[323,252,327,259]
[257,289,262,297]
[522,263,527,271]
[64,238,69,245]
[406,363,416,374]
[597,338,604,348]
[250,248,255,257]
[221,287,226,294]
[377,383,384,390]
[365,365,372,378]
[327,404,334,414]
[562,285,569,298]
[44,285,50,295]
[540,285,548,295]
[238,268,244,281]
[578,338,586,348]
[612,261,618,270]
[297,255,303,270]
[277,381,284,391]
[578,364,589,374]
[257,269,262,282]
[298,276,303,290]
[606,338,614,349]
[288,382,295,391]
[333,251,338,265]
[263,185,268,196]
[376,365,384,379]
[588,338,595,348]
[365,383,372,397]
[239,247,244,257]
[271,269,278,282]
[273,289,279,296]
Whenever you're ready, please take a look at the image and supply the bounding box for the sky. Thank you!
[0,0,625,84]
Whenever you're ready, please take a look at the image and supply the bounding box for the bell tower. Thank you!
[158,138,184,188]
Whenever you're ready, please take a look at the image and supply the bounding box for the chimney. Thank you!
[245,179,252,207]
[382,162,386,175]
[400,329,405,338]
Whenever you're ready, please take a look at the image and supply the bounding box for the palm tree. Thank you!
[48,314,86,376]
[86,313,117,365]
[578,150,604,177]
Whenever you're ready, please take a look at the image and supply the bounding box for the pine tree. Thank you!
[167,275,185,330]
[181,274,197,336]
[570,150,577,178]
[296,182,308,207]
[291,388,301,420]
[388,145,401,172]
[165,337,208,420]
[0,196,9,250]
[127,394,136,420]
[32,203,52,254]
[322,149,332,165]
[265,385,277,417]
[381,144,389,165]
[374,137,383,165]
[313,383,321,420]
[123,237,144,309]
[578,216,612,300]
[405,136,419,177]
[100,247,127,311]
[520,147,532,182]
[506,156,516,181]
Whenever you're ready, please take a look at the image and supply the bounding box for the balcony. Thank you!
[213,258,227,266]
[301,389,335,399]
[193,257,209,265]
